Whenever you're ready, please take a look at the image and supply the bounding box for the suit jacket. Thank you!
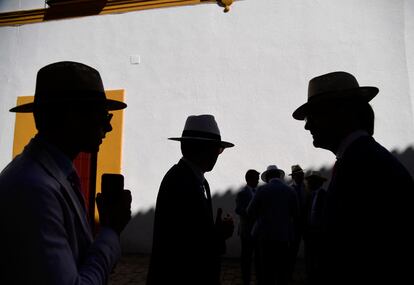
[0,136,121,285]
[247,178,298,242]
[308,188,326,230]
[147,159,223,285]
[235,185,255,239]
[322,135,414,284]
[290,181,308,237]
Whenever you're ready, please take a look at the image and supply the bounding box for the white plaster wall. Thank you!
[406,0,414,124]
[1,0,413,254]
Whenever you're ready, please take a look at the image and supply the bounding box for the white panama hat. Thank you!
[168,114,234,148]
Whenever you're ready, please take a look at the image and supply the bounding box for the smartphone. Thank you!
[101,173,124,199]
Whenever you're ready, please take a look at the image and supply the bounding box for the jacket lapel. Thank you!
[202,180,214,222]
[25,139,93,241]
[178,160,214,223]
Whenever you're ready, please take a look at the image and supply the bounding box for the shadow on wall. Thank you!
[120,146,414,256]
[44,0,106,21]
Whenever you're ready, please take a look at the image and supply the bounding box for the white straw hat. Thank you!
[168,114,234,148]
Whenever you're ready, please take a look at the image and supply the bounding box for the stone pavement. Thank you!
[109,254,307,285]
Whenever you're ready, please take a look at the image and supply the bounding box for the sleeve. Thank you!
[290,188,299,219]
[78,228,121,285]
[11,183,120,285]
[246,190,259,221]
[235,191,248,217]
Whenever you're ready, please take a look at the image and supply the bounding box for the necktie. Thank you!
[67,171,87,213]
[310,190,320,226]
[202,180,214,221]
[202,180,212,202]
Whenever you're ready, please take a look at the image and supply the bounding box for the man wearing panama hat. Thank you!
[260,165,285,183]
[303,171,327,285]
[248,165,297,285]
[0,61,132,284]
[235,169,260,285]
[293,71,414,284]
[287,164,306,281]
[147,114,234,285]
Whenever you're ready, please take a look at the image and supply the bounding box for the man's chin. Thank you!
[205,164,216,173]
[81,145,100,153]
[312,139,323,149]
[312,138,333,151]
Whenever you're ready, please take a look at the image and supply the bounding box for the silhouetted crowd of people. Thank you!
[236,165,327,285]
[0,62,413,285]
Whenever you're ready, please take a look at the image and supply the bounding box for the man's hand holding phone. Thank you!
[96,174,132,235]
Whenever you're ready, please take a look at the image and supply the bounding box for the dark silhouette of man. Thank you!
[292,71,414,284]
[287,164,306,280]
[303,171,327,285]
[235,169,260,285]
[147,114,234,285]
[0,61,132,284]
[248,165,297,285]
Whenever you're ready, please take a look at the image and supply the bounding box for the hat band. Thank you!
[35,90,106,101]
[182,130,221,140]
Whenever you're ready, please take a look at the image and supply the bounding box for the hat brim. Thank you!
[9,98,127,113]
[261,169,285,182]
[292,86,379,120]
[305,175,327,181]
[168,137,234,148]
[289,170,304,176]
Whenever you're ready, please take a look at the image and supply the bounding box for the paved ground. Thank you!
[109,254,307,285]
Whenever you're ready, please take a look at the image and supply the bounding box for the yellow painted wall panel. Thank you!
[12,96,37,158]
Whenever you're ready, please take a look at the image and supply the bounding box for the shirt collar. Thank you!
[292,180,303,187]
[181,157,205,184]
[336,130,369,159]
[269,177,283,183]
[245,185,255,192]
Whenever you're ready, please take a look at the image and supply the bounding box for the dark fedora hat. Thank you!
[169,114,234,148]
[292,71,378,120]
[305,171,327,182]
[289,164,304,176]
[261,165,285,183]
[10,61,127,113]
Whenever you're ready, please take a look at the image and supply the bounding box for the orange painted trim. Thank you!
[0,0,215,27]
[12,96,37,158]
[95,90,125,222]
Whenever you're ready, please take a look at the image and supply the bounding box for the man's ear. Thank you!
[33,111,46,132]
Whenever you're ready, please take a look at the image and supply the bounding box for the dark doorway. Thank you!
[73,152,97,230]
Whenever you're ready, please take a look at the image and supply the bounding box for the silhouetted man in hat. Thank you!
[287,164,306,280]
[293,71,414,284]
[260,165,285,184]
[303,171,327,285]
[0,61,132,284]
[235,169,260,285]
[248,165,297,285]
[147,114,234,285]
